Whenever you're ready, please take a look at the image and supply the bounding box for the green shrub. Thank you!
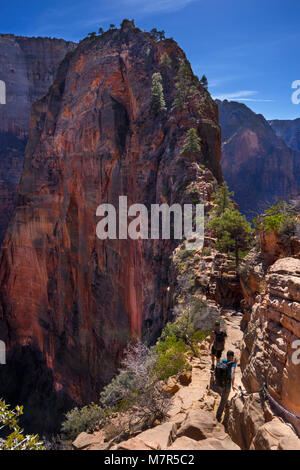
[278,215,297,240]
[191,329,210,344]
[61,403,104,440]
[100,342,170,422]
[154,335,189,380]
[100,371,136,411]
[255,201,296,234]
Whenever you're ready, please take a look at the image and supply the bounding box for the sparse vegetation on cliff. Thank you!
[208,183,254,270]
[208,208,253,270]
[61,404,104,441]
[150,28,166,41]
[211,182,235,216]
[172,60,198,111]
[151,72,167,114]
[200,74,208,90]
[253,200,297,240]
[180,128,202,155]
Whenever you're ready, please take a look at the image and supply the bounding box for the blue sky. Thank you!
[1,0,299,119]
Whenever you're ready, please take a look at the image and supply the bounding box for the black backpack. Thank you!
[213,329,226,351]
[215,361,232,387]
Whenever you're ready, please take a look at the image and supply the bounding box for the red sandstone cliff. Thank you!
[0,21,222,433]
[0,34,76,244]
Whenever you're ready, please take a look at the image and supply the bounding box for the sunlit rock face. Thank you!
[0,34,76,244]
[0,22,222,433]
[217,99,300,219]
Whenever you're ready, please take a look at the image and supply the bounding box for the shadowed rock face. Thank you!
[0,22,222,434]
[0,34,76,244]
[217,100,300,219]
[269,118,300,152]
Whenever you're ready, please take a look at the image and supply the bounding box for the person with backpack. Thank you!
[209,320,227,371]
[215,350,237,422]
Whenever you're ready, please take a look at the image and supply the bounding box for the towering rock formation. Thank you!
[269,118,300,152]
[217,100,300,218]
[226,205,300,445]
[0,34,76,244]
[0,21,222,433]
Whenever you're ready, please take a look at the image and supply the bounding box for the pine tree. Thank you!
[200,74,208,90]
[151,72,167,114]
[98,27,104,35]
[180,128,202,155]
[208,208,253,270]
[211,182,235,216]
[172,60,198,111]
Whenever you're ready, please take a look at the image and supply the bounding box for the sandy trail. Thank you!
[168,309,244,421]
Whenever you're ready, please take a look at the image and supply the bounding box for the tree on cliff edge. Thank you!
[211,182,235,216]
[200,74,208,90]
[180,128,202,155]
[208,208,253,270]
[151,72,167,114]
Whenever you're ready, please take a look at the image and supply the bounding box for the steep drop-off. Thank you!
[0,21,222,433]
[0,34,76,244]
[217,100,300,218]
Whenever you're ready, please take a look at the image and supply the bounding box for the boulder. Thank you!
[178,371,192,385]
[117,422,178,450]
[112,437,157,450]
[168,436,207,450]
[164,377,180,395]
[72,431,104,450]
[226,393,266,449]
[190,436,240,450]
[250,418,300,450]
[176,409,225,441]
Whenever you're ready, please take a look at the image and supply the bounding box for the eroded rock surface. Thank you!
[0,34,76,244]
[0,22,221,434]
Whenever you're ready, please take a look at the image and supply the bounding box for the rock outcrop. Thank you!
[0,22,222,434]
[217,99,300,218]
[0,34,76,244]
[226,392,300,450]
[241,257,300,434]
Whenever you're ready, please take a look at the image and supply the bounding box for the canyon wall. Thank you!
[217,100,300,219]
[0,21,222,433]
[0,34,76,244]
[269,118,300,152]
[229,207,300,443]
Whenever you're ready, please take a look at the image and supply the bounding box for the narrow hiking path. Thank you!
[73,309,245,450]
[167,309,244,424]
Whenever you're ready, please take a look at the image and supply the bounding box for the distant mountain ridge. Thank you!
[269,118,300,152]
[217,99,300,218]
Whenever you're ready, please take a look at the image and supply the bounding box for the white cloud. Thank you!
[119,0,199,14]
[212,90,274,102]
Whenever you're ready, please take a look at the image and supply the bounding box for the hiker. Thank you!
[215,350,237,422]
[209,320,227,371]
